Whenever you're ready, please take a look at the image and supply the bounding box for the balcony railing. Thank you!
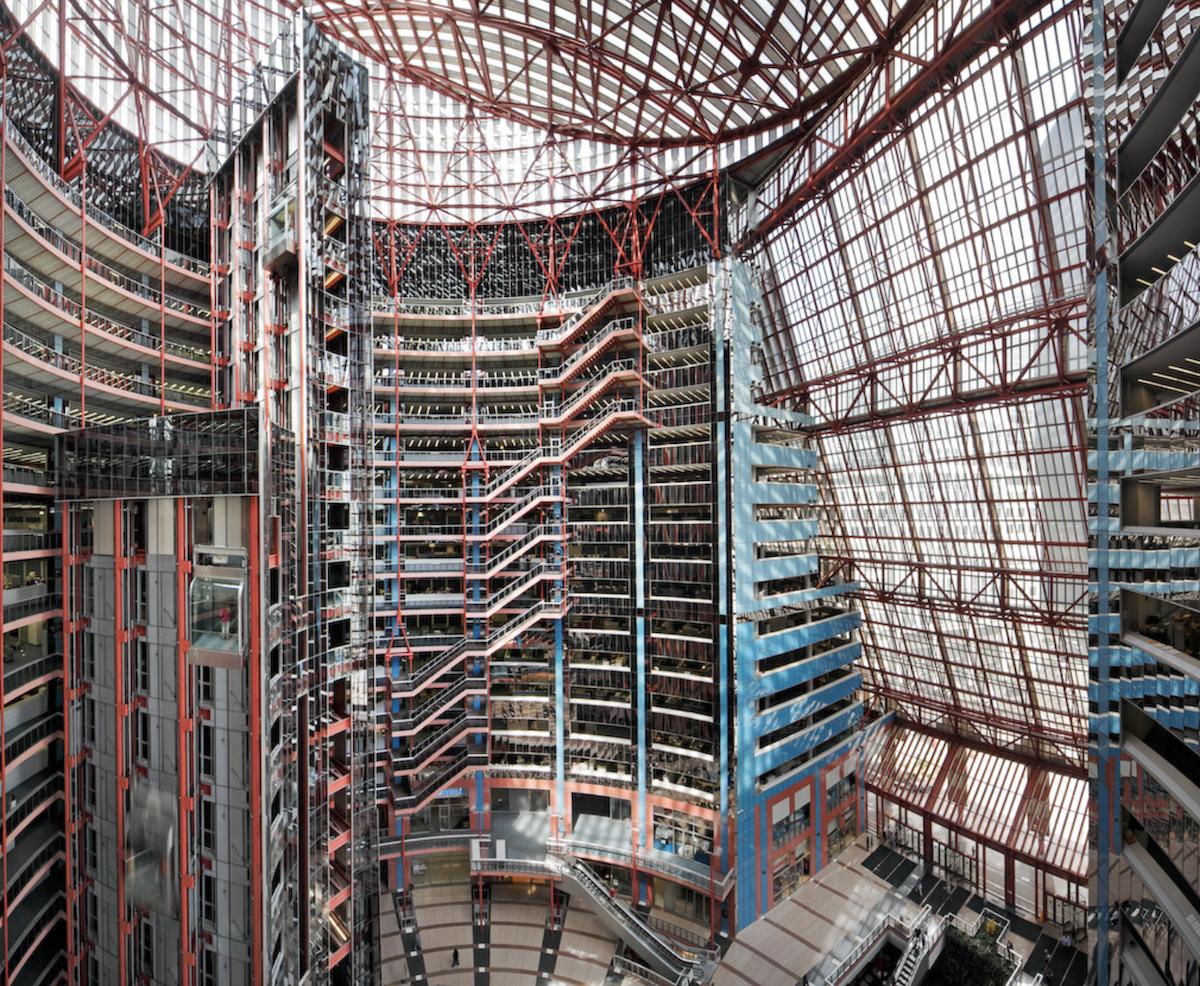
[2,586,60,624]
[5,186,209,318]
[4,653,61,694]
[2,464,50,487]
[4,320,209,406]
[4,254,210,362]
[375,333,537,354]
[6,881,64,975]
[6,820,63,897]
[4,711,63,764]
[4,111,210,276]
[5,769,62,835]
[2,531,56,552]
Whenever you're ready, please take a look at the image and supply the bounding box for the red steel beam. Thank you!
[737,0,1056,252]
[248,496,264,981]
[113,501,129,986]
[0,56,9,983]
[176,499,195,986]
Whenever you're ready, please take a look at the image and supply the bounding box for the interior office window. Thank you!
[136,566,148,624]
[82,695,96,746]
[82,631,95,680]
[199,721,214,777]
[135,638,150,693]
[136,708,151,764]
[200,798,215,853]
[86,886,99,938]
[201,872,216,925]
[139,916,155,978]
[198,663,213,705]
[85,825,98,873]
[200,949,216,986]
[83,761,96,809]
[80,567,93,616]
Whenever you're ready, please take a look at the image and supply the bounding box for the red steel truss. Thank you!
[0,0,1097,971]
[299,0,931,147]
[743,0,1090,769]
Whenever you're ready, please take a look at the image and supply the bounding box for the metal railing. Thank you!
[5,770,62,835]
[391,711,488,771]
[535,277,635,344]
[821,904,930,986]
[467,397,639,501]
[611,955,689,986]
[2,531,55,552]
[387,599,565,697]
[388,674,486,732]
[549,833,733,898]
[377,368,540,390]
[3,589,61,624]
[375,333,537,353]
[2,465,50,487]
[371,290,592,319]
[543,357,638,422]
[4,320,209,405]
[5,186,209,317]
[4,112,209,276]
[4,712,63,763]
[518,849,710,981]
[7,825,63,897]
[539,317,636,382]
[4,253,210,362]
[468,523,561,576]
[392,746,479,810]
[4,654,62,694]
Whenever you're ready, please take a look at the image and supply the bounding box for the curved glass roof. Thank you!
[3,0,1094,865]
[302,0,923,146]
[753,0,1089,768]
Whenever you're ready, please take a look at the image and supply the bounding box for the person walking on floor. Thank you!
[451,948,460,968]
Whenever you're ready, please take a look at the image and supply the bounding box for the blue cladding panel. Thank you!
[718,259,863,931]
[744,642,863,702]
[749,704,864,776]
[634,430,648,849]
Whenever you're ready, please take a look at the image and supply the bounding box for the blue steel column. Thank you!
[553,462,566,838]
[1089,0,1112,976]
[712,262,732,880]
[724,259,863,930]
[471,442,485,816]
[634,430,648,852]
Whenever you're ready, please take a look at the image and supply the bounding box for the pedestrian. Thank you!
[451,948,460,968]
[219,604,232,640]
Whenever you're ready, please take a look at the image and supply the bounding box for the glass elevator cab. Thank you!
[189,545,248,667]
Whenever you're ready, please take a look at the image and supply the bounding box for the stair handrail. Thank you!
[390,598,565,695]
[468,523,562,576]
[820,902,930,986]
[538,316,636,382]
[388,672,487,732]
[534,276,634,345]
[542,356,638,421]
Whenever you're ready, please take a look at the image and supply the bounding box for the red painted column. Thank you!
[159,237,167,415]
[248,496,263,982]
[113,501,129,986]
[62,508,77,984]
[78,165,87,424]
[176,499,195,985]
[0,54,10,983]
